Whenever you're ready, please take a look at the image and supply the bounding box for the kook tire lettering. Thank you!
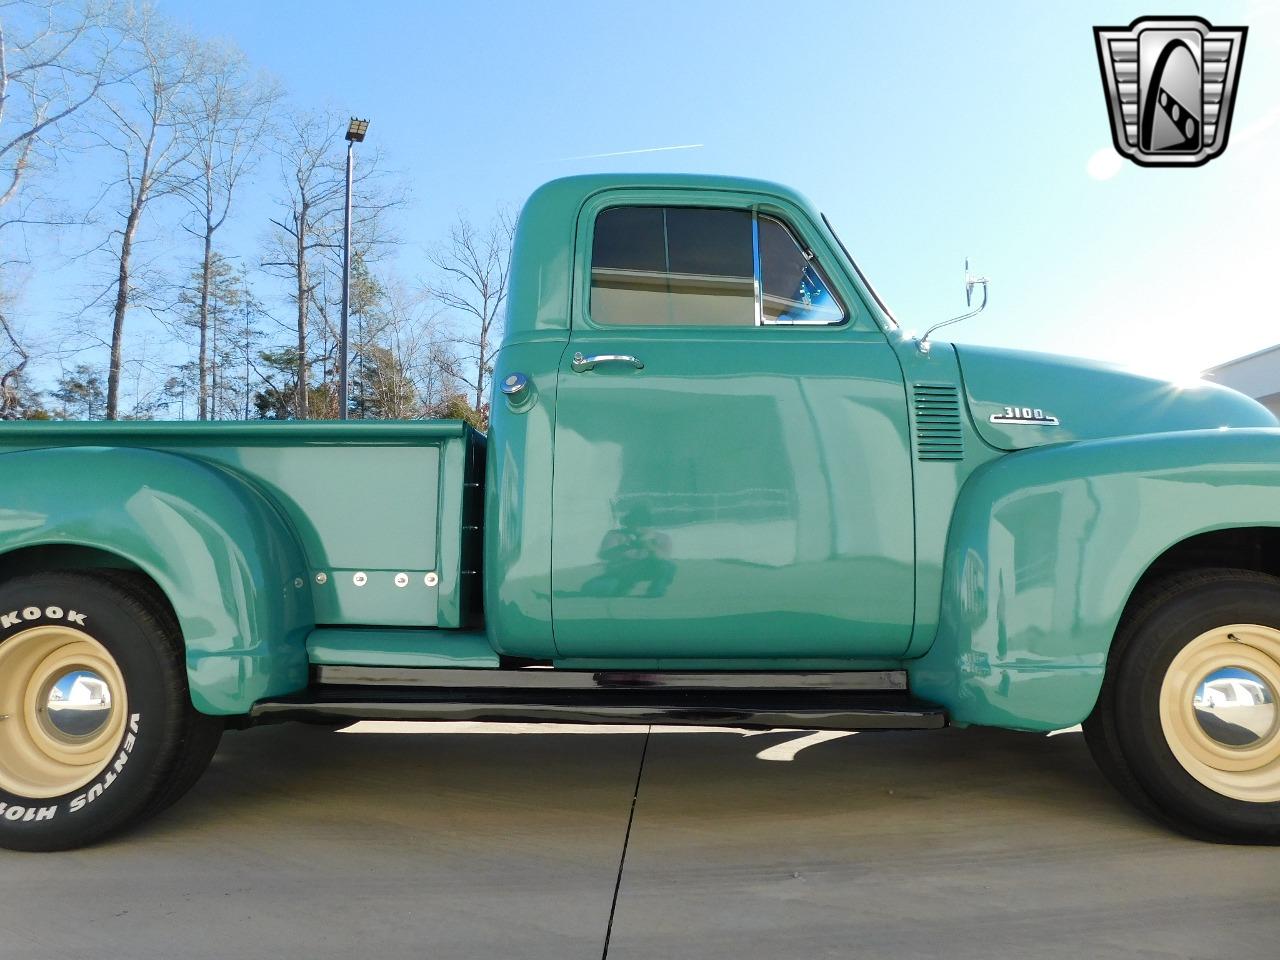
[0,605,87,629]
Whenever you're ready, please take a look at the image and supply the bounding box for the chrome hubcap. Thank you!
[1192,666,1278,749]
[40,669,114,742]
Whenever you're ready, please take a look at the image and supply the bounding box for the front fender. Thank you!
[0,447,312,714]
[912,428,1280,730]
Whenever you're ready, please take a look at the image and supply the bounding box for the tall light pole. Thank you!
[339,117,369,421]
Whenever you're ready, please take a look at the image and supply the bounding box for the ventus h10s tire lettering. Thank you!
[0,572,221,852]
[1085,569,1280,844]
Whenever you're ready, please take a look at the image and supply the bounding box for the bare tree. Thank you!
[0,0,114,225]
[262,109,401,419]
[425,208,514,413]
[363,275,459,419]
[0,0,114,411]
[177,39,277,419]
[261,111,341,420]
[93,5,200,419]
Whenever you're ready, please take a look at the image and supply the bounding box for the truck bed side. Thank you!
[0,420,486,712]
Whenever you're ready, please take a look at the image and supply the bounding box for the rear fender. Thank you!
[0,446,312,714]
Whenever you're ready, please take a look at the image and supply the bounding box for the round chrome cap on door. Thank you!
[1160,624,1280,803]
[0,625,128,799]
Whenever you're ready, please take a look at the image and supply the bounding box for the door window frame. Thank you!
[573,189,878,334]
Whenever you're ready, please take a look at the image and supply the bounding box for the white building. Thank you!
[1204,345,1280,419]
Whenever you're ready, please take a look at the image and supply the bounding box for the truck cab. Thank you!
[491,178,917,665]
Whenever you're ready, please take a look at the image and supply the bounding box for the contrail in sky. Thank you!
[556,143,704,161]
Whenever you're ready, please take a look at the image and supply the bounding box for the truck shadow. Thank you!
[141,722,1158,847]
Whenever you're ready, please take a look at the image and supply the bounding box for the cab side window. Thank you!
[590,204,846,328]
[590,206,755,327]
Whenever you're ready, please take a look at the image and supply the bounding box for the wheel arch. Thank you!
[0,446,313,715]
[0,542,179,634]
[1126,527,1280,611]
[0,542,148,579]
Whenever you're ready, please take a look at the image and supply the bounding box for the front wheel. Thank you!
[0,572,221,851]
[1084,569,1280,843]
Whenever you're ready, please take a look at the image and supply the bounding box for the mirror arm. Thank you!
[918,276,988,354]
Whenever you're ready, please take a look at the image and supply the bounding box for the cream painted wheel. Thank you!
[1084,570,1280,843]
[0,625,129,800]
[1160,624,1280,803]
[0,572,224,852]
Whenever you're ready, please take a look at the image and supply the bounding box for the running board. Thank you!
[314,665,908,692]
[250,687,946,732]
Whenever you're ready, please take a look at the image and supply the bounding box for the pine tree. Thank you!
[52,365,107,420]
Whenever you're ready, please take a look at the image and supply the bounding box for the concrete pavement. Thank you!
[2,722,1278,959]
[610,726,1280,959]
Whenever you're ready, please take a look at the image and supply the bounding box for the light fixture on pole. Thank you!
[339,117,369,420]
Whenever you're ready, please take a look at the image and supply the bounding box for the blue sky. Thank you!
[24,0,1280,392]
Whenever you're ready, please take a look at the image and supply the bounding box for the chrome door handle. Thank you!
[571,352,644,372]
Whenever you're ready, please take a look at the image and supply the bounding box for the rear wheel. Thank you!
[0,572,221,851]
[1084,569,1280,843]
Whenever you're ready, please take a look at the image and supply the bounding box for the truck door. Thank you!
[550,198,915,660]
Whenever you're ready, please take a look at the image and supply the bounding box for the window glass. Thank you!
[591,206,755,327]
[758,216,845,325]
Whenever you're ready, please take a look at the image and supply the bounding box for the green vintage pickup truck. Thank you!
[2,173,1279,851]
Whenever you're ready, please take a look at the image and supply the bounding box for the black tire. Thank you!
[1084,568,1280,843]
[99,571,224,817]
[0,571,222,851]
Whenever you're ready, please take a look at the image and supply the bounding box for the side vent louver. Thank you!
[913,384,964,462]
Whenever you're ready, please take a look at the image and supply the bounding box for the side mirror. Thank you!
[919,259,990,353]
[964,258,989,309]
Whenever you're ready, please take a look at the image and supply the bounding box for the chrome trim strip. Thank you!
[751,209,764,327]
[315,666,908,692]
[821,213,897,329]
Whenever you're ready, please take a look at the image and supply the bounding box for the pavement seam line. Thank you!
[601,725,651,960]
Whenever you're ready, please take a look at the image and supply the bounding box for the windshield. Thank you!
[821,213,899,328]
